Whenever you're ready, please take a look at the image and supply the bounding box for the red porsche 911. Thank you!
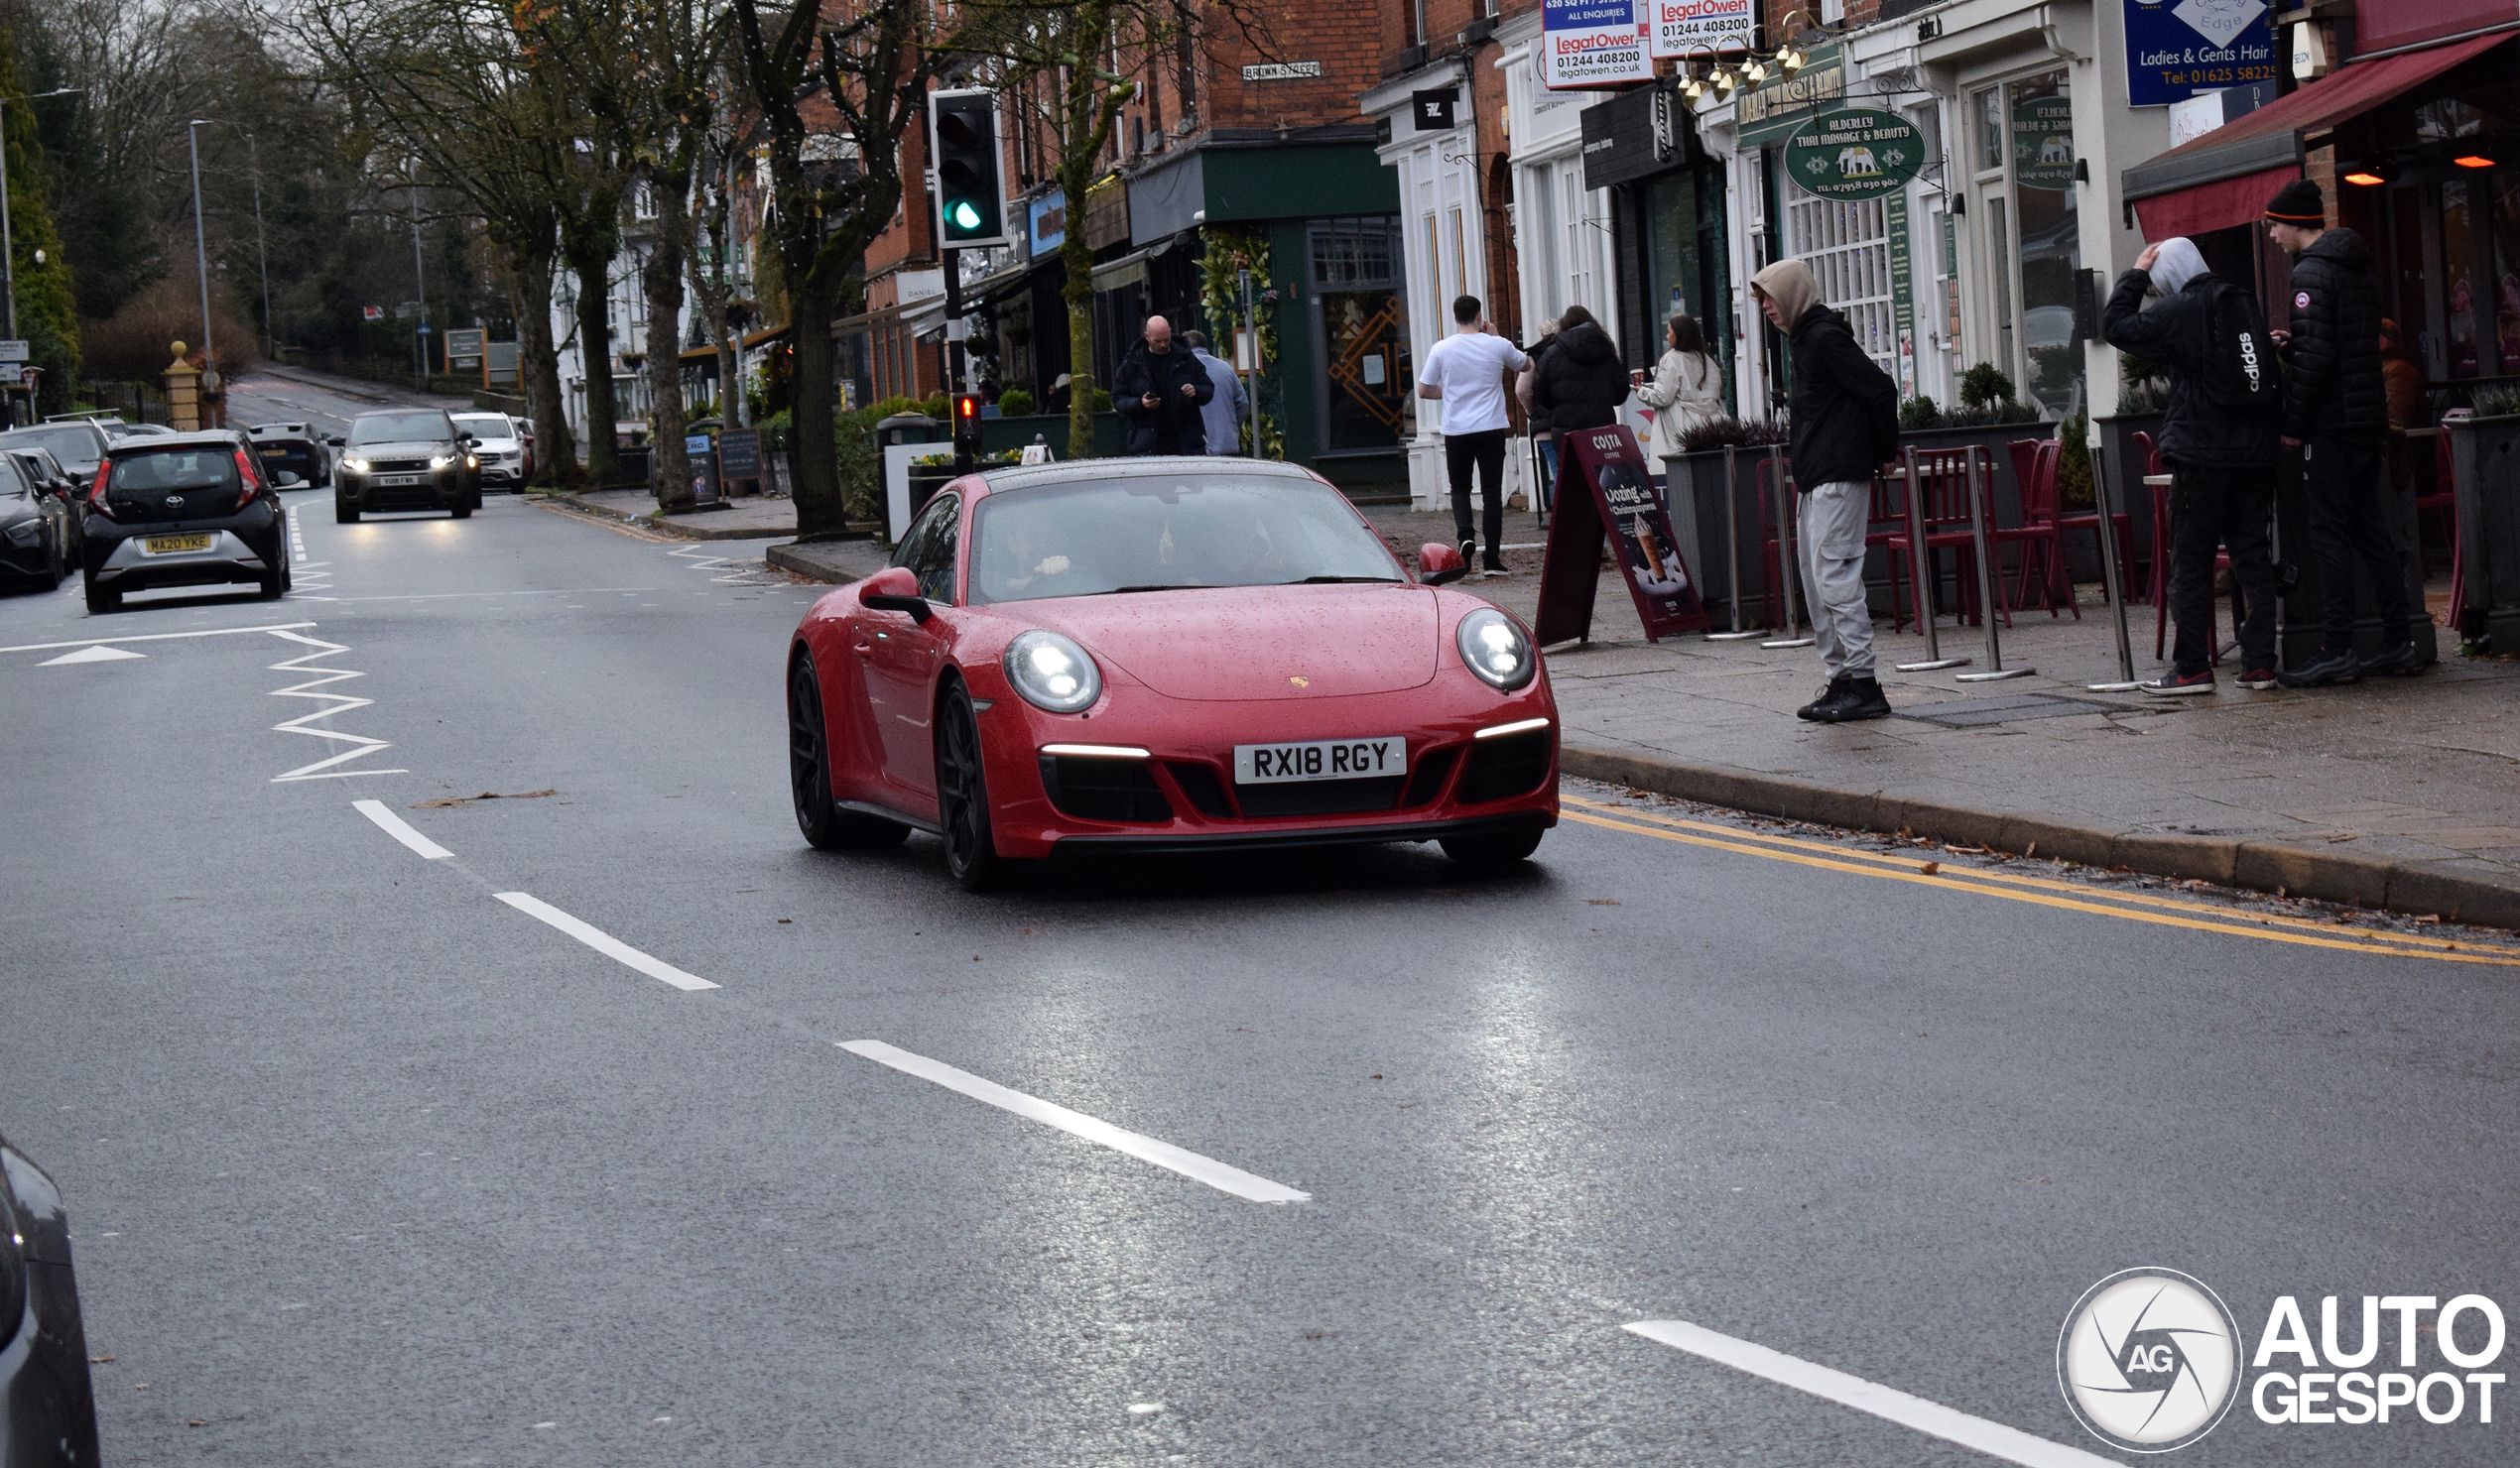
[785,457,1558,889]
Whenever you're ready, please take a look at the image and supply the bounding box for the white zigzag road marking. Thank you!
[668,543,789,587]
[266,628,406,782]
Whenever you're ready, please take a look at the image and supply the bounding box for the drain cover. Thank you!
[1898,692,2148,728]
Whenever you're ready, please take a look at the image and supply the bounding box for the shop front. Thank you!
[1580,80,1736,405]
[1366,60,1493,508]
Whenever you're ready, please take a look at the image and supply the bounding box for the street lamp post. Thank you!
[188,119,214,371]
[247,132,270,356]
[409,165,429,380]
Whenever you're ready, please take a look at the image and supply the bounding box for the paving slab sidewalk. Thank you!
[757,496,2520,926]
[539,486,802,541]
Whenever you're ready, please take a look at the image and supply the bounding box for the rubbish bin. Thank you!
[614,446,652,487]
[875,413,945,542]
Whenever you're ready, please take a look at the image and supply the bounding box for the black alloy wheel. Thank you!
[935,678,1014,891]
[450,496,473,520]
[80,569,117,614]
[257,537,286,599]
[1439,829,1546,869]
[788,655,907,851]
[335,499,358,524]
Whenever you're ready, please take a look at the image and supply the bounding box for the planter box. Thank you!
[1665,444,1789,630]
[978,411,1124,459]
[2451,414,2520,650]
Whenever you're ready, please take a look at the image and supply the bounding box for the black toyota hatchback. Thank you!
[0,1132,101,1466]
[80,428,292,613]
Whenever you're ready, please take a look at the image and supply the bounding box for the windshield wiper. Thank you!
[1286,575,1405,584]
[1095,582,1215,594]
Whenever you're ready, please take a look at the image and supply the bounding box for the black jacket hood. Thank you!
[1553,323,1619,366]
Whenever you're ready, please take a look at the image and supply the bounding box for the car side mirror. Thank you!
[325,435,345,447]
[1418,541,1469,585]
[857,564,933,623]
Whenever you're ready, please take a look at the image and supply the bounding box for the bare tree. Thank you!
[727,0,962,539]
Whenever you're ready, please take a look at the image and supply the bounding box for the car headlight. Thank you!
[4,520,38,545]
[1003,630,1102,713]
[1455,607,1536,690]
[464,455,478,469]
[430,453,459,469]
[340,456,369,473]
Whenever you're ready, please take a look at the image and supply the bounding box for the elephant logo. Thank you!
[2039,135,2073,165]
[1835,145,1879,177]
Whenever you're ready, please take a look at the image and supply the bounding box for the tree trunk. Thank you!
[502,231,575,487]
[1062,221,1096,461]
[645,174,693,513]
[788,263,846,537]
[571,248,622,486]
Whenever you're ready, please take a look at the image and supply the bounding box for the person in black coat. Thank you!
[1749,257,1899,724]
[2263,178,2421,686]
[1526,306,1630,434]
[2102,236,2280,694]
[1111,315,1213,455]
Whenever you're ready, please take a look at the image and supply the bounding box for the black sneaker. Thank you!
[2237,667,2279,690]
[1796,673,1851,721]
[2276,650,2360,688]
[1811,674,1892,723]
[2141,669,2215,697]
[1458,539,1476,567]
[2373,641,2430,676]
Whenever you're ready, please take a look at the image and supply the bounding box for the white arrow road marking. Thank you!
[0,622,316,655]
[1623,1320,2117,1468]
[352,799,450,859]
[266,628,406,782]
[836,1040,1312,1205]
[493,893,719,991]
[40,645,146,666]
[668,544,788,586]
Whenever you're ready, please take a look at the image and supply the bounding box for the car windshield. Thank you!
[109,447,240,496]
[969,474,1402,605]
[350,412,453,445]
[452,416,511,439]
[2,427,102,463]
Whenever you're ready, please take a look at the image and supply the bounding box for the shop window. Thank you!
[1788,194,1896,378]
[2447,184,2480,378]
[2494,176,2520,375]
[1974,89,2004,177]
[1309,217,1410,453]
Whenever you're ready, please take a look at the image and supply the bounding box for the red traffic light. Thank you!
[954,393,980,424]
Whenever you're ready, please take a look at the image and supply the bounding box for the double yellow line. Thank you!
[1561,795,2520,967]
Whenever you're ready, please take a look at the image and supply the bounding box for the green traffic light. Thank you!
[950,201,982,232]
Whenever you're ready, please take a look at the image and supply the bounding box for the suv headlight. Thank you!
[1003,630,1102,713]
[430,453,459,469]
[4,520,38,546]
[1455,607,1535,690]
[340,456,369,473]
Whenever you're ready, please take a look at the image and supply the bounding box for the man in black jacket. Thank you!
[2264,179,2423,685]
[1750,257,1900,722]
[2102,236,2281,694]
[1112,315,1213,455]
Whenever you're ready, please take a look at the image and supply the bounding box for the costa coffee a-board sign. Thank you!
[1542,0,1652,90]
[1534,424,1708,645]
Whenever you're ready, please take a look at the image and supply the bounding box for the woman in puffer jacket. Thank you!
[1527,305,1631,434]
[1634,313,1724,462]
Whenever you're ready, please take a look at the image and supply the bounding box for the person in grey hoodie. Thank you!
[1183,330,1246,456]
[1750,257,1900,723]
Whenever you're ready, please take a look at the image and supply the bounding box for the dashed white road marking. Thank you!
[287,505,308,562]
[1623,1320,2115,1468]
[352,799,450,860]
[0,622,316,656]
[493,893,720,991]
[266,629,406,782]
[836,1040,1312,1205]
[40,645,146,666]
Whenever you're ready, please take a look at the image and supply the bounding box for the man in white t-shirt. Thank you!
[1416,294,1531,576]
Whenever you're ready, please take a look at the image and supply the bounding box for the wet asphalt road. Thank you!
[3,374,2519,1466]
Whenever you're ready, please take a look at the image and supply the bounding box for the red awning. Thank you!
[2121,30,2514,228]
[2134,165,2302,239]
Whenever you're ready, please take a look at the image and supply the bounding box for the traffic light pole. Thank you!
[945,245,971,475]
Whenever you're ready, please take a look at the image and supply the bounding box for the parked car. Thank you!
[0,1131,101,1466]
[0,421,111,486]
[246,421,331,488]
[4,445,80,572]
[0,452,71,590]
[80,428,292,612]
[785,457,1559,890]
[328,409,480,522]
[450,412,530,489]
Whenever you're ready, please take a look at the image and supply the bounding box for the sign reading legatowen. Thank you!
[1541,0,1651,91]
[1649,0,1752,59]
[1784,109,1925,200]
[2123,0,2277,107]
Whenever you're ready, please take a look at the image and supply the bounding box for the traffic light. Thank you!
[952,393,982,459]
[929,90,1007,247]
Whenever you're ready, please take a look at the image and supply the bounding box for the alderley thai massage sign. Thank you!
[1542,0,1652,90]
[1783,109,1925,200]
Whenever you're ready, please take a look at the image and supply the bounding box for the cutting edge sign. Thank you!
[1783,108,1926,200]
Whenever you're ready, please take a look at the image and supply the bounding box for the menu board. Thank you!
[1534,423,1708,645]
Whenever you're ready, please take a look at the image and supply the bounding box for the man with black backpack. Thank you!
[2102,236,2282,695]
